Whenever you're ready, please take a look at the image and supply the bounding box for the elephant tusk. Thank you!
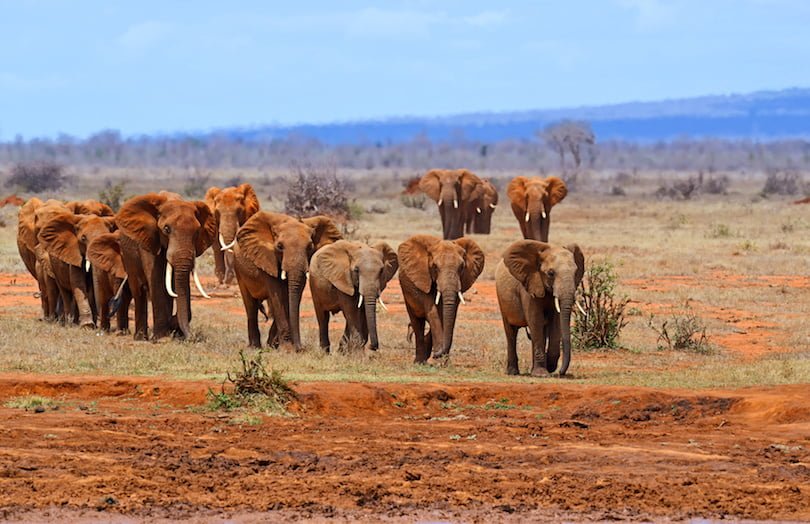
[542,210,547,219]
[524,211,530,222]
[114,276,128,299]
[476,207,481,214]
[219,233,227,250]
[576,301,587,316]
[458,291,465,304]
[453,199,458,209]
[378,296,388,312]
[554,296,561,314]
[192,270,211,299]
[437,200,442,206]
[357,294,363,308]
[490,203,496,209]
[220,237,237,251]
[281,270,287,280]
[435,291,441,305]
[306,271,309,279]
[84,259,91,272]
[165,263,178,298]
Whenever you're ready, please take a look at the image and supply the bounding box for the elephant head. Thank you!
[65,200,114,217]
[502,240,584,375]
[116,192,217,339]
[472,179,499,234]
[205,183,260,284]
[419,169,483,240]
[398,234,485,358]
[236,211,342,350]
[312,240,398,350]
[37,211,116,269]
[506,176,567,242]
[87,231,127,280]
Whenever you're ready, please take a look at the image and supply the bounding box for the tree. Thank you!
[540,120,595,170]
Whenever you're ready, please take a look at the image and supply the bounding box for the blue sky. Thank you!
[1,0,809,138]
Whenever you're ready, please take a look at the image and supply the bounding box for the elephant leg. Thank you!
[503,319,520,376]
[315,307,331,353]
[267,320,279,348]
[132,283,149,341]
[530,318,548,377]
[93,273,111,332]
[343,306,366,352]
[546,312,562,373]
[44,275,60,321]
[68,266,94,328]
[425,306,444,358]
[411,316,430,364]
[57,284,73,326]
[243,295,262,348]
[116,289,132,334]
[224,251,236,285]
[213,245,225,286]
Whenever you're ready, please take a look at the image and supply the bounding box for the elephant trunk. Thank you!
[559,296,574,376]
[441,186,462,240]
[174,264,192,339]
[364,295,379,350]
[287,272,306,350]
[438,290,459,357]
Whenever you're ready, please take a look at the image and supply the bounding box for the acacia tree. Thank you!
[540,120,596,170]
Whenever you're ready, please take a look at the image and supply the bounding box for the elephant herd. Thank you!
[16,171,584,376]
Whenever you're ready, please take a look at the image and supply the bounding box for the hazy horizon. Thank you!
[3,1,810,138]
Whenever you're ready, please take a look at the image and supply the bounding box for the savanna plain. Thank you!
[0,168,809,522]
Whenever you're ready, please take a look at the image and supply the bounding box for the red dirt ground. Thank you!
[1,271,809,521]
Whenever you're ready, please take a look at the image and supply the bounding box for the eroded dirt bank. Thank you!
[0,375,808,522]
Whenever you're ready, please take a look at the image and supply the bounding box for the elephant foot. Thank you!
[116,329,130,337]
[133,330,148,341]
[530,366,548,377]
[431,352,450,367]
[80,321,95,330]
[506,365,520,376]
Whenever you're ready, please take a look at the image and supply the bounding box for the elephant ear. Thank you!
[17,197,43,251]
[373,241,399,288]
[193,201,217,256]
[506,176,528,211]
[239,183,261,218]
[503,240,549,298]
[87,232,127,279]
[489,181,499,205]
[204,187,221,213]
[546,177,568,207]
[237,211,281,277]
[418,170,442,202]
[37,210,82,267]
[116,193,168,255]
[454,237,485,292]
[398,235,439,294]
[566,243,585,287]
[303,216,342,251]
[459,170,483,202]
[67,200,114,217]
[102,216,117,232]
[314,241,355,296]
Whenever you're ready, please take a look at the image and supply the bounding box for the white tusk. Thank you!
[453,199,458,209]
[219,233,227,250]
[281,270,286,280]
[576,301,587,316]
[114,276,128,299]
[84,260,91,272]
[192,270,211,299]
[435,291,441,305]
[554,296,561,314]
[378,296,388,311]
[221,238,237,251]
[490,203,496,209]
[457,291,465,304]
[476,207,481,214]
[542,210,547,219]
[357,294,363,308]
[306,271,309,279]
[165,263,178,298]
[525,211,530,222]
[437,200,442,206]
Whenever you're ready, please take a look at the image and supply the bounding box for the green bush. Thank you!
[98,179,128,212]
[573,260,630,350]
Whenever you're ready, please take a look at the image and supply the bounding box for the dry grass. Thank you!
[0,168,808,389]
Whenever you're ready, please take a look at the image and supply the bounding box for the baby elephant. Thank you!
[495,240,584,376]
[309,240,399,353]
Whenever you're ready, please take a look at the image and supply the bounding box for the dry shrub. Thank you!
[284,164,350,219]
[5,162,65,193]
[702,174,730,195]
[208,350,296,414]
[573,260,630,350]
[98,179,128,212]
[762,170,802,196]
[183,171,210,198]
[648,303,711,354]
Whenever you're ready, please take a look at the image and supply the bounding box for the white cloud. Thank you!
[462,10,509,28]
[117,21,172,51]
[343,8,445,38]
[617,0,678,30]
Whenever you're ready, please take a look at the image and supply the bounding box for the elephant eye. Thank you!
[81,235,87,243]
[276,242,284,251]
[163,225,171,234]
[548,269,556,278]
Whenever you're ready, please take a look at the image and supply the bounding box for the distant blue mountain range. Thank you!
[213,88,810,144]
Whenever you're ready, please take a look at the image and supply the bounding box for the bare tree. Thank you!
[540,120,596,170]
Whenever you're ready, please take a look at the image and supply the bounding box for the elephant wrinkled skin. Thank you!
[495,240,584,376]
[398,234,485,363]
[205,183,260,286]
[309,240,398,353]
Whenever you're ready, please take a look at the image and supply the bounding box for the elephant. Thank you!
[233,211,342,350]
[465,178,499,235]
[36,208,116,327]
[398,234,485,363]
[65,200,114,217]
[116,192,217,340]
[495,240,584,377]
[17,197,58,320]
[205,183,260,286]
[86,231,132,333]
[419,169,483,240]
[506,176,568,242]
[309,240,398,353]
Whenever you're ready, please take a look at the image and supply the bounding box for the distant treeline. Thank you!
[1,130,809,172]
